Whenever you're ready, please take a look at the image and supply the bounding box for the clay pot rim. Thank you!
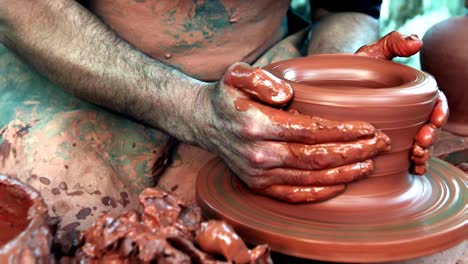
[0,175,49,253]
[263,54,438,107]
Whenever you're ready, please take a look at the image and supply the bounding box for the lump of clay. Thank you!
[74,188,272,264]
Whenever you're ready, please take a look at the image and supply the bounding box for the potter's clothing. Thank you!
[310,0,382,19]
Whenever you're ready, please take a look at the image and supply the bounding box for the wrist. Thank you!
[182,81,217,148]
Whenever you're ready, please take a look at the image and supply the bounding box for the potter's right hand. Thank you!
[195,62,391,203]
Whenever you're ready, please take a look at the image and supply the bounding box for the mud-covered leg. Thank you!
[0,45,172,243]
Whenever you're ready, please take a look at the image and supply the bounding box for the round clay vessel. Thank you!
[263,54,438,200]
[0,175,52,263]
[421,15,468,136]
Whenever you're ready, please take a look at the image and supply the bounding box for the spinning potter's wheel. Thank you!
[196,157,467,263]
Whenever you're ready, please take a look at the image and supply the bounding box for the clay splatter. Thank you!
[58,182,68,190]
[51,188,61,195]
[118,192,130,207]
[66,191,84,197]
[102,196,117,208]
[61,221,81,232]
[76,208,92,220]
[39,177,51,185]
[88,190,101,195]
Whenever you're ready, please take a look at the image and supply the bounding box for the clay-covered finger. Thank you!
[415,124,438,148]
[246,103,377,144]
[355,31,423,60]
[256,160,374,187]
[429,91,449,128]
[277,131,390,170]
[412,143,426,157]
[413,162,428,176]
[223,62,293,107]
[257,184,346,203]
[411,147,433,166]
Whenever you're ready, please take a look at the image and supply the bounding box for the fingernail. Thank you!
[415,124,437,148]
[357,122,376,136]
[404,34,420,41]
[362,160,374,173]
[412,143,425,157]
[413,164,427,175]
[376,130,392,151]
[357,160,374,179]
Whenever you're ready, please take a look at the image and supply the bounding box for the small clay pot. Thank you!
[263,54,438,198]
[421,15,468,136]
[0,175,51,263]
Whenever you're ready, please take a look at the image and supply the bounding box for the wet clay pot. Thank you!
[264,54,438,199]
[0,175,51,263]
[421,15,468,136]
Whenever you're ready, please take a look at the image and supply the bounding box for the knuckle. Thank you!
[246,149,268,167]
[239,122,263,139]
[243,172,269,190]
[311,155,331,170]
[247,181,267,190]
[328,168,351,184]
[289,173,311,185]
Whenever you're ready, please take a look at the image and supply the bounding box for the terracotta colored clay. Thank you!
[429,91,449,128]
[225,64,293,107]
[0,175,51,263]
[355,31,423,60]
[263,54,437,192]
[421,15,468,136]
[196,220,252,263]
[196,55,467,261]
[225,61,396,202]
[76,187,272,263]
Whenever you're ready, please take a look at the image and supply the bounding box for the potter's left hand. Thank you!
[355,31,449,175]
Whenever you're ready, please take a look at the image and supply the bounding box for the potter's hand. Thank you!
[354,31,423,60]
[411,91,449,174]
[196,62,391,203]
[355,31,449,175]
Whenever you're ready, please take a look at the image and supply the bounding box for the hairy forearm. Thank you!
[0,0,210,143]
[307,12,379,55]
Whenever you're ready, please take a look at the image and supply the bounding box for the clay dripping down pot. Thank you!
[67,187,272,264]
[0,174,52,263]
